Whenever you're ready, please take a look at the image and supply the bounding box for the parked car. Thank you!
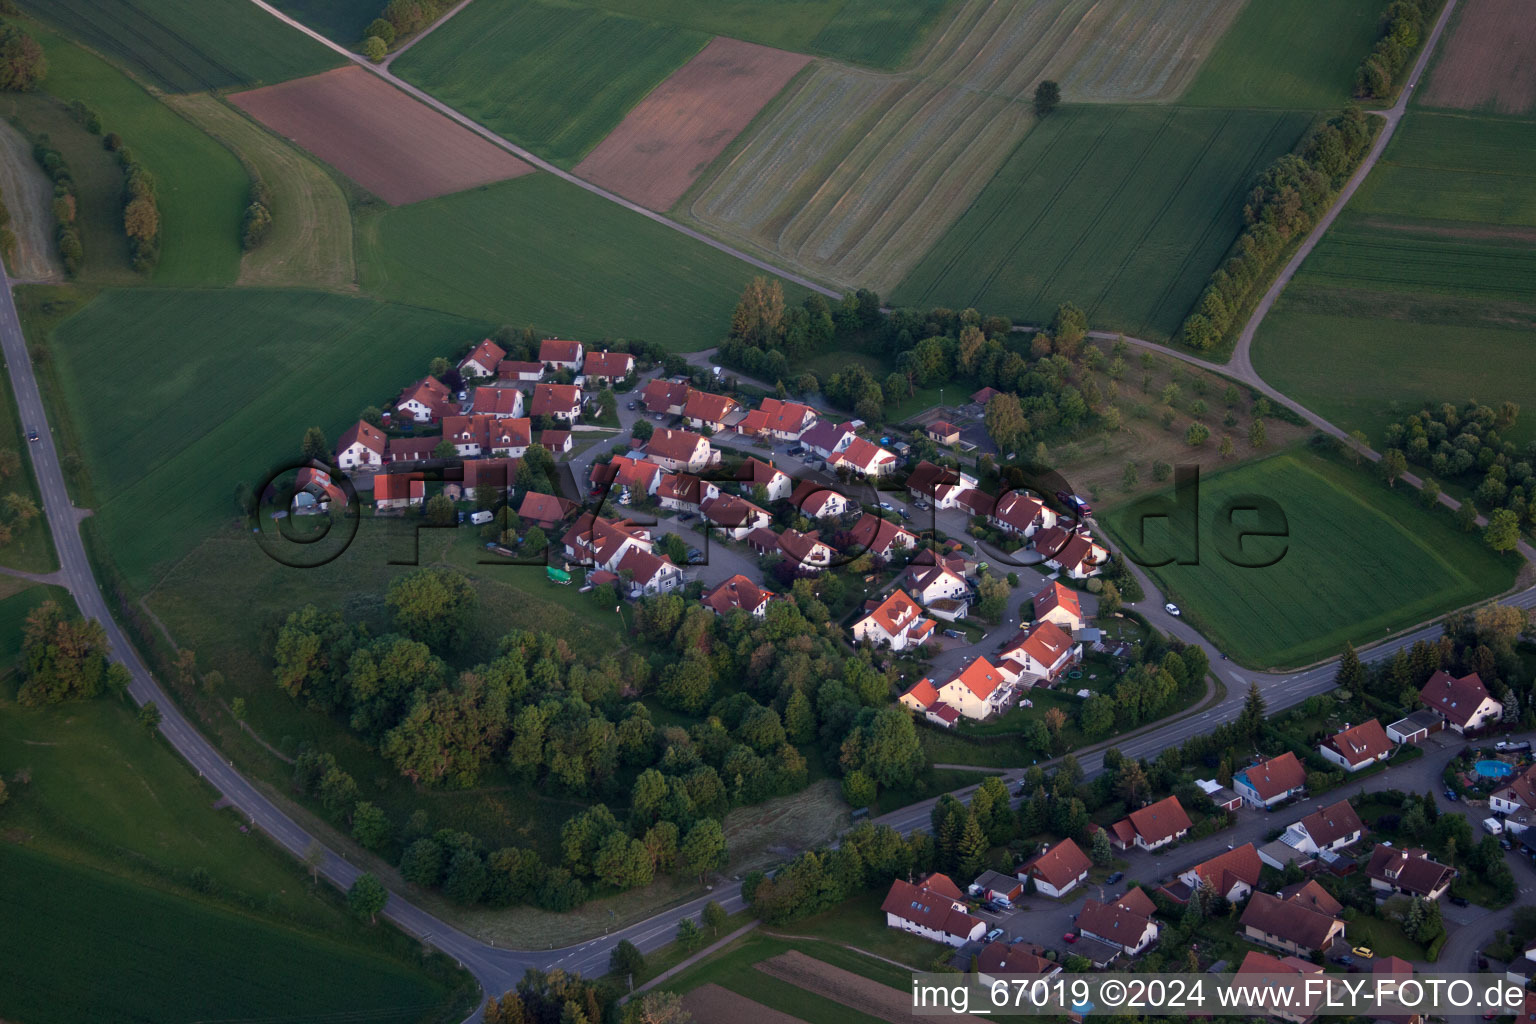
[1445,788,1460,802]
[1502,838,1514,850]
[1164,602,1181,616]
[1106,872,1124,884]
[1055,490,1092,515]
[943,629,965,639]
[686,547,703,564]
[1351,946,1373,959]
[985,927,1005,943]
[1336,955,1355,967]
[878,501,894,511]
[1451,895,1470,907]
[627,401,637,410]
[913,499,930,510]
[1063,933,1077,944]
[677,512,695,522]
[897,507,912,519]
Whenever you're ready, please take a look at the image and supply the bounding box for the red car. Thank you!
[1063,933,1077,944]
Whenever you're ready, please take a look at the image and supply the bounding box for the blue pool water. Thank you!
[1476,759,1515,779]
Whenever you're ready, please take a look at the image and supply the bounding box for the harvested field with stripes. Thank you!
[1421,0,1536,115]
[679,0,1240,291]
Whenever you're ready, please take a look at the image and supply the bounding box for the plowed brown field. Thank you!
[757,950,916,1023]
[575,37,810,211]
[1422,0,1536,114]
[230,67,533,205]
[682,984,807,1024]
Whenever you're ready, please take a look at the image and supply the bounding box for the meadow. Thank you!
[1178,0,1384,109]
[270,0,382,44]
[896,105,1311,338]
[356,174,796,350]
[683,0,1244,293]
[590,0,954,68]
[0,362,57,574]
[1102,449,1519,668]
[21,0,342,92]
[393,0,709,167]
[0,691,468,1024]
[26,22,248,286]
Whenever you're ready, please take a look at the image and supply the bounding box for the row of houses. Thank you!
[462,337,638,388]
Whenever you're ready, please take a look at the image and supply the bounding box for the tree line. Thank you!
[31,137,82,277]
[117,141,160,273]
[0,19,46,93]
[1356,0,1427,99]
[17,599,130,706]
[359,0,456,61]
[1178,107,1373,350]
[242,177,272,251]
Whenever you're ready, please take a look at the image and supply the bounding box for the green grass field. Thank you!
[896,105,1311,338]
[27,22,248,286]
[0,690,468,1024]
[1103,449,1519,668]
[1253,112,1536,446]
[591,0,955,67]
[393,0,708,167]
[20,0,343,92]
[356,174,797,350]
[270,0,382,43]
[0,360,58,574]
[1179,0,1383,109]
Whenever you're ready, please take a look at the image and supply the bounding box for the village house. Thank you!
[294,467,346,510]
[540,429,572,456]
[976,942,1060,987]
[989,490,1055,538]
[905,460,977,509]
[1172,842,1263,903]
[1386,709,1444,745]
[472,386,525,419]
[517,491,577,529]
[682,389,741,432]
[800,419,858,461]
[852,589,934,651]
[791,479,852,520]
[738,397,817,441]
[955,487,996,518]
[374,472,424,511]
[336,419,387,470]
[898,561,969,606]
[971,386,1003,409]
[881,874,984,947]
[644,428,718,473]
[969,869,1024,905]
[640,378,689,417]
[442,414,531,459]
[458,338,506,379]
[530,383,581,423]
[934,657,1013,721]
[614,546,684,597]
[1241,890,1346,958]
[539,338,583,371]
[1031,580,1084,632]
[1233,751,1308,809]
[831,436,898,478]
[581,350,634,387]
[1419,670,1501,734]
[1196,778,1245,812]
[386,436,439,464]
[1236,951,1327,1024]
[777,528,834,572]
[1020,838,1091,898]
[847,512,917,561]
[498,359,544,382]
[997,621,1080,686]
[593,455,662,499]
[1076,894,1159,956]
[926,420,960,445]
[560,513,653,572]
[898,678,960,729]
[735,457,792,502]
[396,377,451,423]
[1319,719,1394,773]
[1365,846,1455,900]
[1105,795,1191,852]
[657,473,719,515]
[701,575,777,619]
[1032,525,1109,579]
[1490,763,1536,821]
[1371,956,1424,1024]
[700,493,772,541]
[1286,800,1365,855]
[461,458,518,502]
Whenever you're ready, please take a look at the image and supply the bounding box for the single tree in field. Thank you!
[304,839,325,884]
[1485,508,1521,553]
[676,916,701,951]
[609,938,644,981]
[301,426,328,461]
[362,35,387,62]
[348,873,387,923]
[703,899,728,937]
[1033,80,1060,116]
[1379,448,1407,487]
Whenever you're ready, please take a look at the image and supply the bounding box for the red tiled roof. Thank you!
[1365,846,1455,897]
[978,941,1058,977]
[583,350,634,379]
[530,383,580,417]
[460,338,506,370]
[702,575,771,615]
[641,378,688,414]
[860,589,923,637]
[540,429,570,450]
[683,388,738,424]
[993,490,1045,532]
[902,678,939,708]
[1236,950,1321,977]
[736,457,786,487]
[800,419,856,453]
[955,488,995,516]
[945,657,1007,701]
[337,419,387,457]
[397,376,450,413]
[881,877,981,940]
[1325,719,1393,767]
[374,473,424,501]
[1188,842,1262,895]
[658,473,704,505]
[1126,795,1192,846]
[836,436,895,473]
[777,528,827,567]
[1024,838,1091,891]
[646,428,708,463]
[1077,897,1153,946]
[928,420,958,436]
[442,414,530,451]
[498,360,543,379]
[615,545,677,586]
[1419,670,1492,728]
[1240,891,1344,952]
[848,512,916,556]
[1242,751,1308,802]
[906,460,961,499]
[1007,621,1074,670]
[1033,580,1082,622]
[756,397,815,435]
[928,702,960,724]
[518,491,576,527]
[1279,880,1343,917]
[1298,800,1363,849]
[791,479,847,517]
[473,387,524,417]
[462,458,519,491]
[701,493,768,528]
[539,338,582,364]
[971,387,1002,405]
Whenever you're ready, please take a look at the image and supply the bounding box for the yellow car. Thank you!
[1351,946,1374,959]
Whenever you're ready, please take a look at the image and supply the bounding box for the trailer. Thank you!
[545,567,571,585]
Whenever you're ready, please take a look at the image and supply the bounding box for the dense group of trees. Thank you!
[1355,0,1426,99]
[17,599,129,706]
[1178,107,1374,349]
[0,21,46,93]
[241,177,273,251]
[484,969,616,1024]
[361,0,455,57]
[0,442,37,547]
[32,137,82,276]
[1075,644,1209,742]
[119,148,160,272]
[1377,400,1535,551]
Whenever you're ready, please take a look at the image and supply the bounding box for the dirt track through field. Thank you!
[1421,0,1536,114]
[575,37,810,212]
[682,983,807,1024]
[0,118,61,282]
[229,66,533,205]
[757,949,917,1023]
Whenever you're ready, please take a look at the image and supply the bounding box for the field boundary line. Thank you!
[384,0,475,66]
[619,920,760,1004]
[246,0,841,300]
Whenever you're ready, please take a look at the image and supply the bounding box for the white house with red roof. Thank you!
[1177,843,1264,903]
[336,420,387,470]
[518,491,577,529]
[462,458,518,501]
[561,513,653,572]
[593,455,662,498]
[538,338,583,371]
[682,389,741,432]
[615,546,683,596]
[935,656,1014,720]
[853,589,933,651]
[905,461,977,509]
[540,429,571,456]
[1233,751,1307,809]
[645,428,718,473]
[640,378,688,417]
[1319,719,1394,772]
[847,513,917,561]
[790,480,851,520]
[498,359,544,382]
[926,421,960,445]
[700,494,772,541]
[881,874,984,947]
[832,436,898,477]
[1032,581,1084,631]
[1076,896,1159,956]
[998,621,1080,685]
[458,338,506,379]
[396,377,451,423]
[800,420,858,460]
[701,575,777,619]
[580,350,635,386]
[657,472,719,514]
[1021,838,1092,898]
[1033,525,1109,579]
[990,490,1055,538]
[738,397,817,441]
[897,677,961,728]
[374,472,424,510]
[530,383,581,422]
[899,562,969,606]
[1107,795,1191,852]
[472,386,525,419]
[735,457,792,502]
[777,528,833,572]
[1419,670,1501,734]
[442,415,531,459]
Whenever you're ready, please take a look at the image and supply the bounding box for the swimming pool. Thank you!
[1476,759,1515,779]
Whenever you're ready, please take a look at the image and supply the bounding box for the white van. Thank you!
[470,510,494,525]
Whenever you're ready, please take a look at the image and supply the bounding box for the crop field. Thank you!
[166,94,355,289]
[1179,0,1383,109]
[681,0,1243,292]
[356,174,801,351]
[897,105,1310,338]
[44,288,489,587]
[231,67,534,205]
[591,0,954,68]
[29,22,247,285]
[393,0,710,167]
[574,37,812,211]
[1253,112,1536,445]
[1421,0,1536,115]
[270,0,381,44]
[1102,450,1519,668]
[20,0,343,93]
